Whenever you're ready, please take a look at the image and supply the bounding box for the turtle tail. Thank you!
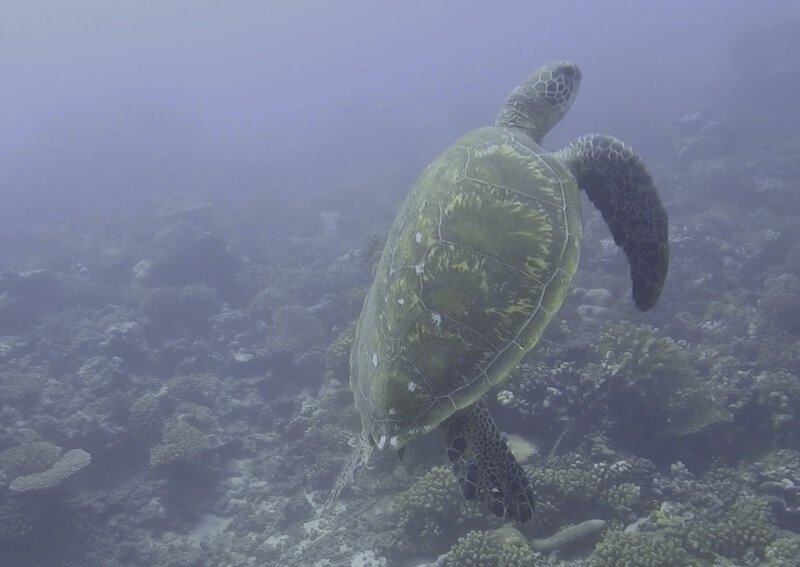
[441,400,535,524]
[558,134,669,310]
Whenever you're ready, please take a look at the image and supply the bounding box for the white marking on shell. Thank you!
[389,436,399,448]
[397,298,405,305]
[388,407,396,415]
[474,143,500,158]
[497,389,515,406]
[407,381,417,392]
[431,312,442,326]
[372,353,378,367]
[377,435,387,450]
[414,262,425,274]
[414,232,423,243]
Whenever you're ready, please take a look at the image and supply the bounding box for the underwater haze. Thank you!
[1,1,800,565]
[2,0,797,226]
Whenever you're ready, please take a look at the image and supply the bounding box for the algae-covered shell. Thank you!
[350,126,581,449]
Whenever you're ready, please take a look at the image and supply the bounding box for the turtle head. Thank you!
[495,60,581,145]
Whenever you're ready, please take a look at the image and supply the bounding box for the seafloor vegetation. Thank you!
[2,36,800,567]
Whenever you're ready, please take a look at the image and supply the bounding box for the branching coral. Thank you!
[616,487,778,565]
[599,322,730,443]
[149,421,208,469]
[590,530,691,567]
[755,371,800,445]
[758,274,800,334]
[165,373,219,406]
[128,392,166,441]
[765,534,800,566]
[501,324,729,462]
[444,525,537,567]
[261,305,326,357]
[683,496,773,560]
[750,449,800,530]
[259,305,328,380]
[0,370,47,405]
[246,286,288,321]
[599,322,692,389]
[529,442,653,528]
[501,360,596,447]
[390,465,488,553]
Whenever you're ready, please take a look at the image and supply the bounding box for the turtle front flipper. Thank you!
[441,400,534,524]
[557,134,669,310]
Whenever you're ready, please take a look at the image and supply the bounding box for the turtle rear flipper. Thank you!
[442,400,535,524]
[558,134,669,310]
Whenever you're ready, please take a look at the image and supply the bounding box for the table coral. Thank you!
[9,448,91,492]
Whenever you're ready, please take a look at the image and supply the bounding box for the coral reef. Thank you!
[128,392,167,442]
[755,372,800,447]
[9,448,91,492]
[0,497,57,547]
[590,530,690,567]
[765,534,800,567]
[685,496,773,559]
[0,441,62,482]
[758,274,800,334]
[501,359,597,449]
[137,226,243,299]
[527,435,654,529]
[598,322,730,447]
[444,525,538,567]
[0,371,47,405]
[389,465,490,555]
[261,304,327,360]
[749,449,800,531]
[139,284,220,338]
[149,421,209,469]
[590,495,775,566]
[0,63,799,566]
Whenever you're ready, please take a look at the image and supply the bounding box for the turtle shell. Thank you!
[351,126,582,450]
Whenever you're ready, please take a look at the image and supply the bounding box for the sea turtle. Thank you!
[344,61,668,523]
